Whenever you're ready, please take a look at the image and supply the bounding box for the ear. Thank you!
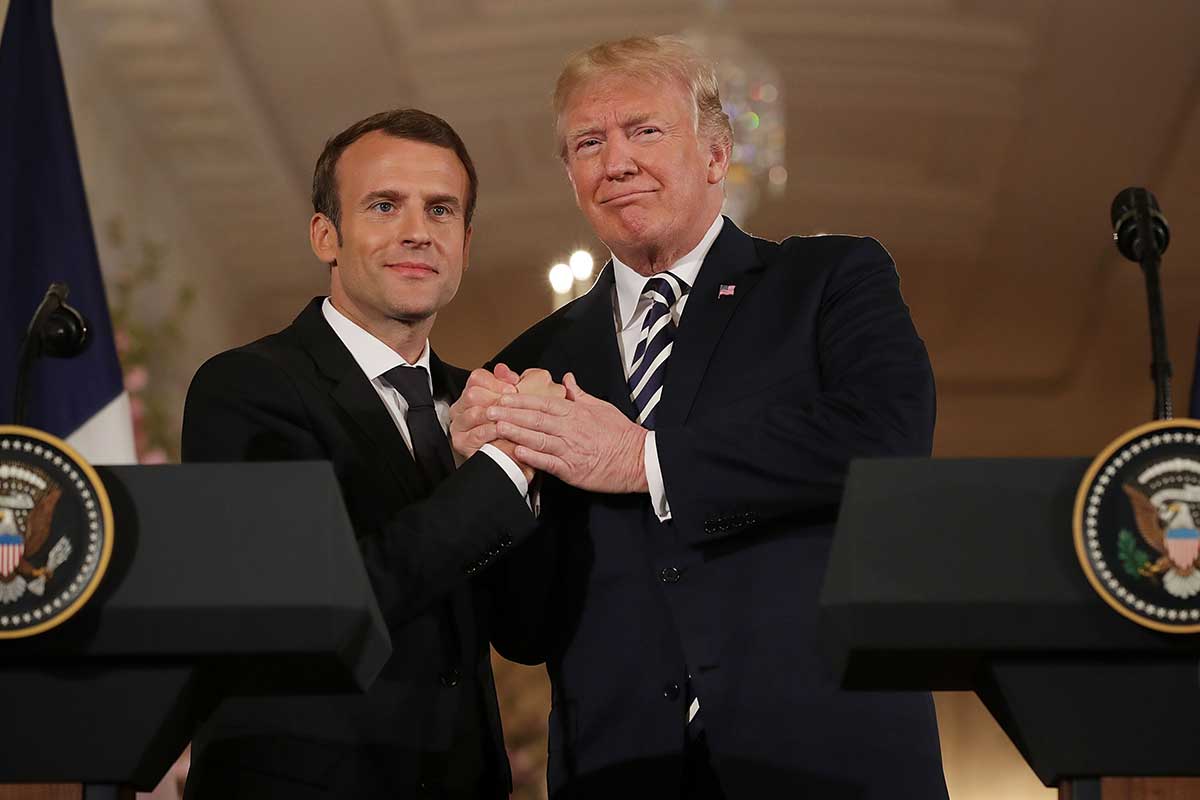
[462,224,473,273]
[706,140,732,185]
[310,213,339,265]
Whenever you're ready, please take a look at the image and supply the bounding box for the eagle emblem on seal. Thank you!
[0,464,73,604]
[1122,483,1200,599]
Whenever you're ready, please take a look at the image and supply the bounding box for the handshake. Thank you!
[448,364,651,495]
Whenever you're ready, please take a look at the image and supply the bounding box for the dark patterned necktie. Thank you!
[627,272,690,430]
[383,365,455,489]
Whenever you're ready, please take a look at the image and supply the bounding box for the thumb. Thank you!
[564,372,591,402]
[494,362,520,391]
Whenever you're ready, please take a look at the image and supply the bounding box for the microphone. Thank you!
[25,282,91,358]
[11,282,92,425]
[1111,187,1170,263]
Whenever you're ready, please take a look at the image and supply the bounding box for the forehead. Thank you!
[560,73,693,127]
[335,131,469,201]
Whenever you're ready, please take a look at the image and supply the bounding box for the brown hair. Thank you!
[553,35,733,159]
[312,108,478,238]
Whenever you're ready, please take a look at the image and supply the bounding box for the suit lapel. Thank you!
[291,299,426,498]
[657,218,766,426]
[561,262,639,421]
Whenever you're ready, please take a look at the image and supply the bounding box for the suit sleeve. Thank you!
[654,237,936,545]
[182,348,536,625]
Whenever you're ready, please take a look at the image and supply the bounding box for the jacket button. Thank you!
[663,682,681,700]
[439,668,461,687]
[659,567,681,584]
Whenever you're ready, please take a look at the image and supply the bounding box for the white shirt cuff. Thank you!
[644,431,671,521]
[479,443,529,498]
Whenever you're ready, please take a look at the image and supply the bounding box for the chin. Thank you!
[388,304,437,323]
[603,212,657,242]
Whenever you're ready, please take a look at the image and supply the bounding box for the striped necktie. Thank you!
[627,272,689,429]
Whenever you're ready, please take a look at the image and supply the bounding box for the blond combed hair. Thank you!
[553,35,734,160]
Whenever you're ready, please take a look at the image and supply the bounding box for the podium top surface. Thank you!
[3,462,390,690]
[820,458,1200,684]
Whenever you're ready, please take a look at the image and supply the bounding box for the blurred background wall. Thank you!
[5,0,1200,797]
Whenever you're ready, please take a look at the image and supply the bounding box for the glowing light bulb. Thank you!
[549,263,574,294]
[569,250,594,281]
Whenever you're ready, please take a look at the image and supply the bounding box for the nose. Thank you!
[397,205,432,248]
[602,135,638,181]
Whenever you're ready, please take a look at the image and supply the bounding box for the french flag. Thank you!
[0,0,135,464]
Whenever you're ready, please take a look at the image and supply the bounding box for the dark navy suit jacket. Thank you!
[490,219,948,799]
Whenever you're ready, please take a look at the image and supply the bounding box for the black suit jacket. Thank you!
[490,220,948,799]
[181,298,535,799]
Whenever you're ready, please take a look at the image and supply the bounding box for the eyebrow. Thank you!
[566,113,656,143]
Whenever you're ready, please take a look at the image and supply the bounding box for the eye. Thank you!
[636,126,661,137]
[372,201,395,213]
[430,204,452,217]
[576,138,601,152]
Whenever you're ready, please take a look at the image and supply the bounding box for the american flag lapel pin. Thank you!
[718,284,736,298]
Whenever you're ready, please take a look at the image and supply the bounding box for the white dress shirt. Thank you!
[611,212,725,522]
[321,298,529,496]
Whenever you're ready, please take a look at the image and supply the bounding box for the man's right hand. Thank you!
[449,365,520,460]
[451,365,563,484]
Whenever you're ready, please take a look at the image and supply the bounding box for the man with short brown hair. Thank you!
[183,108,534,799]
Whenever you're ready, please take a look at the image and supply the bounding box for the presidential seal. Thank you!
[0,426,113,639]
[1074,419,1200,633]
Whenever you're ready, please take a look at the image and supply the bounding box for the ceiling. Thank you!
[35,0,1200,458]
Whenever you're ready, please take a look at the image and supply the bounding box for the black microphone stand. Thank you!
[1136,202,1172,421]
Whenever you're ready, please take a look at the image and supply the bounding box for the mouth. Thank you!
[385,261,438,277]
[600,189,656,206]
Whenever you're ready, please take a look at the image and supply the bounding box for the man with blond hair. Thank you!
[452,36,947,799]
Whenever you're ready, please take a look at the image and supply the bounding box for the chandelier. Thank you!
[682,28,787,225]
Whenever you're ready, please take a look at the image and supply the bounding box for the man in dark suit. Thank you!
[450,37,949,798]
[181,109,539,799]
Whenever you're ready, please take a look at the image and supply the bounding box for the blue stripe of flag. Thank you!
[0,0,124,436]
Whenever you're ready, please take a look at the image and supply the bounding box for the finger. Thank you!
[496,420,566,456]
[469,423,500,448]
[450,404,493,432]
[488,406,569,436]
[513,445,567,478]
[493,363,521,385]
[517,377,566,400]
[450,422,498,457]
[498,392,572,415]
[460,385,504,409]
[466,368,513,396]
[451,416,498,441]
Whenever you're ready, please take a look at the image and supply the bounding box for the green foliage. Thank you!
[104,217,194,462]
[1117,529,1151,579]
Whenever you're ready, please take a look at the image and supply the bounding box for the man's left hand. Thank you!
[488,373,648,494]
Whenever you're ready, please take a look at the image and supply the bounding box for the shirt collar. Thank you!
[321,297,432,389]
[612,213,725,330]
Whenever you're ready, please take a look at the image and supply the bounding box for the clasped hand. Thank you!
[449,365,648,494]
